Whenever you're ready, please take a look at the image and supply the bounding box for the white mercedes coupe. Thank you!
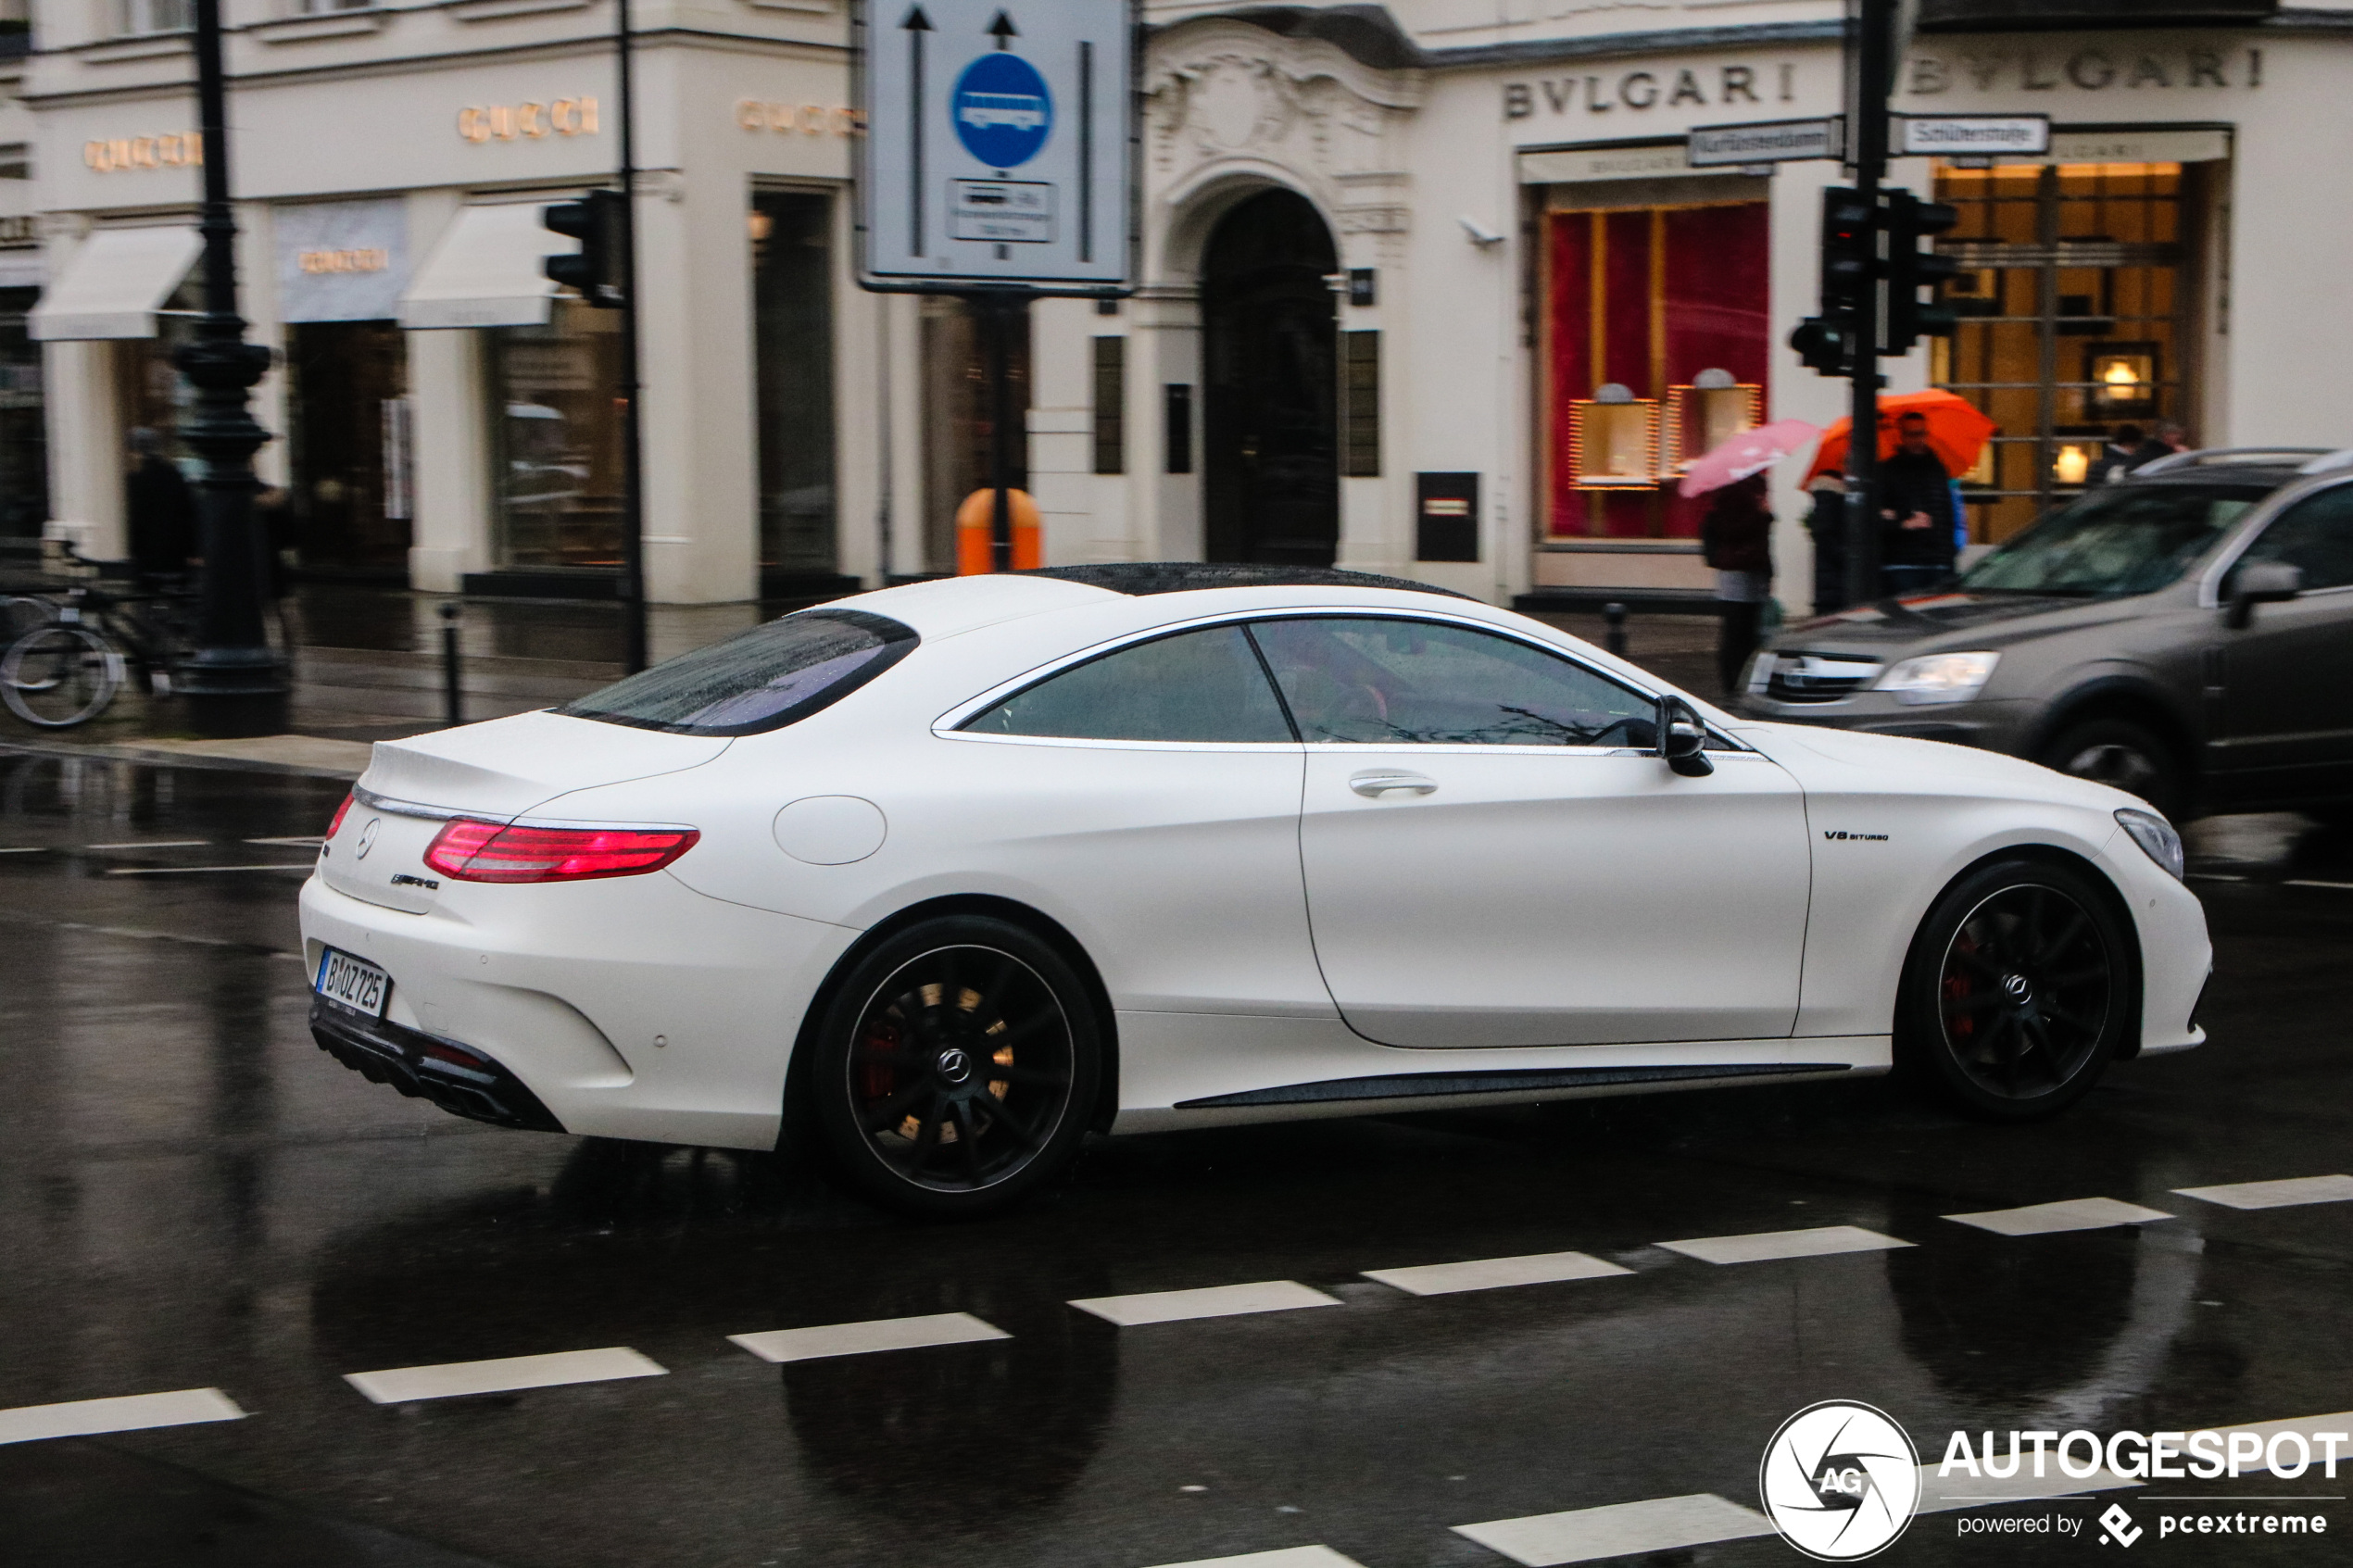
[299,566,2211,1214]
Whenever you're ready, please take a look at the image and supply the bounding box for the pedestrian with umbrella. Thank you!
[1679,417,1820,694]
[1806,389,1997,601]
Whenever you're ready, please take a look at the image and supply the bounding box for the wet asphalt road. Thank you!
[1,747,2349,1568]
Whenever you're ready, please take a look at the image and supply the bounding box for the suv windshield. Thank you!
[1957,483,2263,598]
[557,608,917,735]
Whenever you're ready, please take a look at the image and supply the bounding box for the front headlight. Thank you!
[2116,807,2185,881]
[1873,650,1999,705]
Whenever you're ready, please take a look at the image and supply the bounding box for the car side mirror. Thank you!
[2225,559,2304,630]
[1656,696,1714,778]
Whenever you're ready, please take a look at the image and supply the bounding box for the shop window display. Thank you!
[1931,161,2196,544]
[286,320,409,576]
[749,190,837,581]
[1542,196,1770,539]
[0,287,45,538]
[486,300,625,571]
[919,295,1028,574]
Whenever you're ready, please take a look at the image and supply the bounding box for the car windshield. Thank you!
[557,608,917,735]
[1956,483,2263,597]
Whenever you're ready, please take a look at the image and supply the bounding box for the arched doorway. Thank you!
[1201,189,1338,565]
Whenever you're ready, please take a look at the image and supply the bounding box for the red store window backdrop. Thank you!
[1542,198,1770,538]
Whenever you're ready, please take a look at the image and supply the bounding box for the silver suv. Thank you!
[1736,447,2353,821]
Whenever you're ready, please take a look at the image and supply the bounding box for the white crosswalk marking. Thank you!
[2173,1174,2353,1210]
[1069,1280,1340,1326]
[729,1311,1010,1363]
[1656,1224,1910,1265]
[344,1347,666,1404]
[84,840,209,850]
[1138,1549,1365,1568]
[0,1387,246,1445]
[1365,1251,1631,1297]
[1943,1197,2172,1236]
[1453,1493,1771,1566]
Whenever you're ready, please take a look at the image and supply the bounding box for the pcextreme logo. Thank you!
[1759,1401,1922,1561]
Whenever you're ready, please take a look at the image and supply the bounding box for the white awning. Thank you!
[27,226,201,340]
[0,249,45,291]
[399,202,573,330]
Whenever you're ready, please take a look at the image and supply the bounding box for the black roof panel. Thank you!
[1023,562,1472,600]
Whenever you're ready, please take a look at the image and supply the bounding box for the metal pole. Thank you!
[1603,601,1628,659]
[616,0,648,671]
[1843,0,1889,611]
[439,601,462,727]
[985,294,1014,572]
[174,0,287,729]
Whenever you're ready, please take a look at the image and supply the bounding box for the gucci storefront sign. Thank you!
[278,198,408,323]
[458,98,599,143]
[83,132,202,172]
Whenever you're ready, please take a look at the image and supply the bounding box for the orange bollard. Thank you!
[956,487,1042,574]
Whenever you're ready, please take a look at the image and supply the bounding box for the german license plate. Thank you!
[316,947,391,1019]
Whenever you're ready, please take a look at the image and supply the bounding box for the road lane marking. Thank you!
[1139,1549,1366,1568]
[344,1347,665,1404]
[106,864,317,876]
[1943,1197,2172,1236]
[729,1311,1010,1363]
[1655,1224,1910,1265]
[2285,879,2353,890]
[84,840,210,850]
[1069,1281,1341,1327]
[2174,1174,2353,1210]
[244,835,324,847]
[1453,1493,1771,1565]
[0,847,45,854]
[0,1387,246,1445]
[1365,1251,1632,1297]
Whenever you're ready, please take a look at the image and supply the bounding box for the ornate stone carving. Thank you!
[1146,18,1424,239]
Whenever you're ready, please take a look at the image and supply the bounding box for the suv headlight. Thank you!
[1873,650,1999,705]
[2116,808,2185,881]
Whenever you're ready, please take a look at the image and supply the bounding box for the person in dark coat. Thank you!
[124,427,197,585]
[1700,473,1774,695]
[1877,411,1957,598]
[1804,470,1848,614]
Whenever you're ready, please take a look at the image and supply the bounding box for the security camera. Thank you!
[1458,215,1506,248]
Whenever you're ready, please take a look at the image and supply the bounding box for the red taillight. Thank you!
[328,793,354,838]
[422,819,698,884]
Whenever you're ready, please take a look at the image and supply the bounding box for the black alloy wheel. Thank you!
[1899,859,2133,1121]
[2039,717,2186,821]
[811,916,1101,1217]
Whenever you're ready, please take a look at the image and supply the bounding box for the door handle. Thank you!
[1350,770,1438,798]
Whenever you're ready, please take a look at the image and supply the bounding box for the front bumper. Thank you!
[1732,693,2041,754]
[309,997,564,1132]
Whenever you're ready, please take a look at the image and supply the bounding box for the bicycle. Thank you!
[2,580,194,728]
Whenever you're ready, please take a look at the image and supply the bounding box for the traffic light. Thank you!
[1883,189,1959,354]
[1789,317,1855,377]
[543,190,626,307]
[1818,185,1878,321]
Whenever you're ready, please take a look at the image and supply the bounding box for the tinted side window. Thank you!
[557,608,915,736]
[1250,617,1656,746]
[2240,485,2353,592]
[962,625,1294,743]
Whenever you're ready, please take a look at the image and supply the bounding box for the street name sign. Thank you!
[1686,118,1843,168]
[856,0,1134,294]
[1897,114,2050,157]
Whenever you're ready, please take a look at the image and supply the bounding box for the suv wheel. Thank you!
[2038,717,2185,819]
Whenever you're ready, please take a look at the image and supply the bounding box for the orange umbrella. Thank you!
[1808,388,1996,479]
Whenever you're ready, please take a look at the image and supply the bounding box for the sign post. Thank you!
[857,0,1135,569]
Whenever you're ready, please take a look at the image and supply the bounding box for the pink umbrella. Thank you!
[1676,418,1824,499]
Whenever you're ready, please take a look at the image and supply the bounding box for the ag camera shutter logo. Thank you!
[951,53,1051,169]
[1759,1401,1922,1561]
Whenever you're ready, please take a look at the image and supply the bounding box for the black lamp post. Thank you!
[173,0,287,732]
